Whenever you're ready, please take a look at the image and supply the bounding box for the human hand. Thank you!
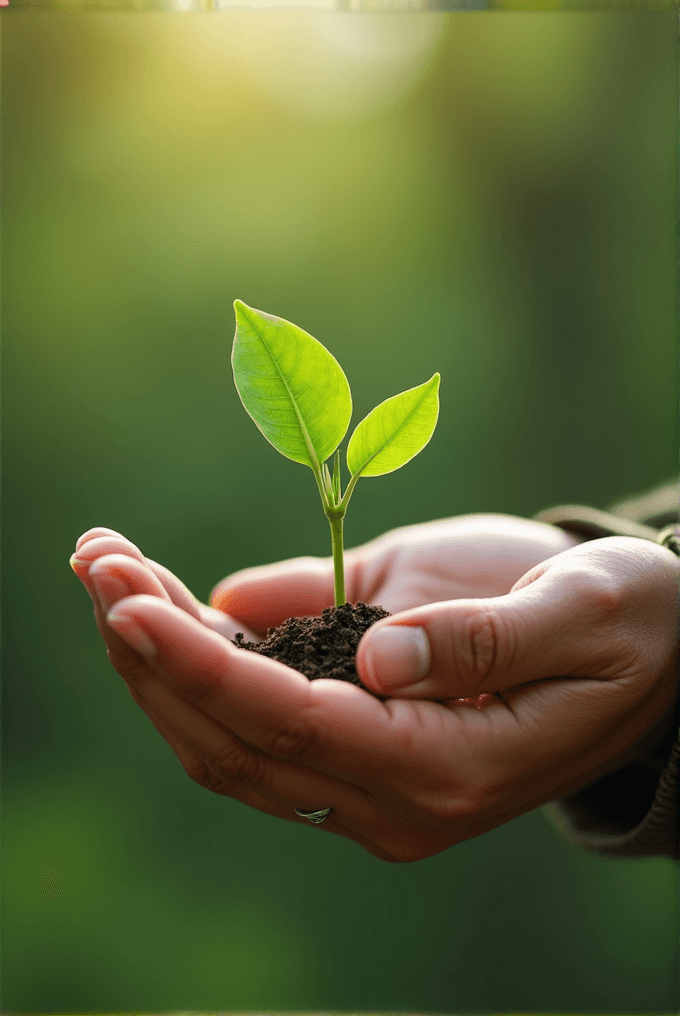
[70,513,575,715]
[70,521,678,861]
[351,533,679,796]
[212,523,679,847]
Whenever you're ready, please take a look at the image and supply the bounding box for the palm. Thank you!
[340,515,579,617]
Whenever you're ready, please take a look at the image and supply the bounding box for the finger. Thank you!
[103,594,405,788]
[89,554,173,614]
[104,592,542,849]
[75,527,127,552]
[197,603,261,644]
[73,534,146,568]
[71,538,207,664]
[143,560,260,640]
[104,570,680,860]
[210,554,363,633]
[122,677,327,830]
[71,535,147,600]
[120,670,378,842]
[73,531,197,609]
[84,555,174,674]
[355,547,629,699]
[72,536,261,647]
[105,597,395,847]
[104,594,621,845]
[87,559,258,684]
[103,593,636,856]
[143,558,204,622]
[72,537,204,619]
[142,564,258,642]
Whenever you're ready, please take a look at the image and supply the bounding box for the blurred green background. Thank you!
[3,12,678,1015]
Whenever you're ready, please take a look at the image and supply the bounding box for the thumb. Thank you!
[210,556,336,634]
[356,560,619,699]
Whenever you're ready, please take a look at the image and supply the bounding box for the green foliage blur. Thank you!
[3,12,677,1014]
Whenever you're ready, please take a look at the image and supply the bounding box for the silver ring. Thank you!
[294,806,332,825]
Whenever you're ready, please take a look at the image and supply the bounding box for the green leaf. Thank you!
[346,374,440,478]
[232,301,352,470]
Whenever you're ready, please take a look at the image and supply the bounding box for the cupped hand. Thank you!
[70,519,678,862]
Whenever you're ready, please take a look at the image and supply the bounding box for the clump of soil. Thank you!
[233,602,502,709]
[232,601,391,697]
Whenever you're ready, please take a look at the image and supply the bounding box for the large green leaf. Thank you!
[232,301,352,470]
[346,374,440,478]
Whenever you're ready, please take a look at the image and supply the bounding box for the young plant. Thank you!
[232,300,441,607]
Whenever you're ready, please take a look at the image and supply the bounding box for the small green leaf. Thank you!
[322,461,334,502]
[332,448,341,503]
[232,300,352,470]
[346,373,440,478]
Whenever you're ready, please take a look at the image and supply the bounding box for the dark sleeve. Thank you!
[533,480,680,859]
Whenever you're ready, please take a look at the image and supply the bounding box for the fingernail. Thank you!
[106,609,157,657]
[75,529,125,552]
[363,625,430,691]
[91,571,129,614]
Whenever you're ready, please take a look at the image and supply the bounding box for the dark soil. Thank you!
[232,601,391,698]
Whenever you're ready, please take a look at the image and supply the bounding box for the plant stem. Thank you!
[311,459,347,605]
[328,513,346,606]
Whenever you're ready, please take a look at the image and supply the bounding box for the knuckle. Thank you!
[421,793,480,829]
[262,713,322,763]
[412,780,490,830]
[184,759,234,796]
[185,746,269,795]
[216,745,270,788]
[573,566,624,620]
[461,608,504,689]
[107,648,147,682]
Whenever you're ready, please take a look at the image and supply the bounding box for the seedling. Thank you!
[232,300,440,607]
